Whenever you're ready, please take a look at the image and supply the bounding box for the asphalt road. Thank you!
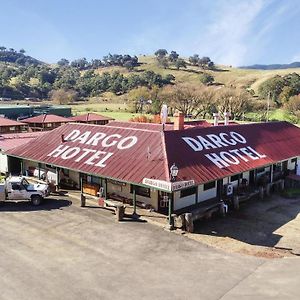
[0,196,299,300]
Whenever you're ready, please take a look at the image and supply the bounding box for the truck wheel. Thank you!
[31,195,42,206]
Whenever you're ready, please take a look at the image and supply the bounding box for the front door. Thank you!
[158,191,169,214]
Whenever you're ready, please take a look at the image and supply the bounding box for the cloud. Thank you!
[196,0,267,66]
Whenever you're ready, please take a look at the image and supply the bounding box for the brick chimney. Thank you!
[173,111,184,130]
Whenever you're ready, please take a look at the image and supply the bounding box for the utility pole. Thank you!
[266,91,270,122]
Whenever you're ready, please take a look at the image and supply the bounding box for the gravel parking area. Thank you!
[190,194,300,258]
[0,193,299,299]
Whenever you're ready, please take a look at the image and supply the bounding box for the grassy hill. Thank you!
[95,55,300,94]
[1,52,300,122]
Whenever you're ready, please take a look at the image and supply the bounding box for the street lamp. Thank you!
[170,163,179,182]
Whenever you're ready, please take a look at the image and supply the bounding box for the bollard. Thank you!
[116,205,125,221]
[259,186,264,200]
[80,194,86,207]
[219,200,227,217]
[185,213,194,233]
[233,195,240,211]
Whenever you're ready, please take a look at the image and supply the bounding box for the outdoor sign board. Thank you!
[142,178,195,192]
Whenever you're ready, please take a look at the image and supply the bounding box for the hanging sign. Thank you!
[143,178,195,192]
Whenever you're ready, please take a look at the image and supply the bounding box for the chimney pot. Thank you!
[213,113,219,126]
[224,112,231,125]
[173,111,184,130]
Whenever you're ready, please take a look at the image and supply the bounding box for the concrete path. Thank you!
[0,196,299,300]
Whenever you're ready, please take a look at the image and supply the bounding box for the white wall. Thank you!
[107,181,158,210]
[288,158,296,171]
[198,184,217,202]
[173,191,196,210]
[0,153,8,174]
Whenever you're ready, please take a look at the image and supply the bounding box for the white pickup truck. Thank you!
[0,176,50,206]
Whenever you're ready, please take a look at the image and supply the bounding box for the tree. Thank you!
[279,86,294,103]
[284,95,300,122]
[157,57,169,69]
[70,58,88,70]
[57,58,69,67]
[190,86,217,119]
[169,51,179,62]
[258,75,286,105]
[50,88,78,104]
[0,46,6,51]
[160,83,198,116]
[127,87,151,113]
[174,58,186,70]
[19,49,26,54]
[214,88,252,119]
[189,54,199,66]
[124,60,135,71]
[199,73,214,85]
[198,56,211,68]
[154,49,168,58]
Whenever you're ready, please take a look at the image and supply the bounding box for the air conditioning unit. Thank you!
[226,184,234,196]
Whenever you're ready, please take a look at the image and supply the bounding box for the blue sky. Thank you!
[1,0,299,66]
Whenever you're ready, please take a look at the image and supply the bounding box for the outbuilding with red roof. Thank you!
[0,116,28,134]
[21,114,71,131]
[69,113,114,125]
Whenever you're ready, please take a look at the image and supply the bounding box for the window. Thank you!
[256,167,265,174]
[230,173,242,182]
[11,183,23,190]
[131,185,150,198]
[62,169,69,176]
[180,187,197,198]
[204,181,216,191]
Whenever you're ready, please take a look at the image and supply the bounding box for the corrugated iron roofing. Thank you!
[0,132,45,151]
[22,114,71,124]
[106,120,212,131]
[106,121,173,131]
[69,113,115,122]
[6,121,300,186]
[164,121,300,184]
[0,116,26,127]
[7,123,169,183]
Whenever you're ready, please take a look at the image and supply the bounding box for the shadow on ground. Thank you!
[0,198,72,212]
[193,196,300,248]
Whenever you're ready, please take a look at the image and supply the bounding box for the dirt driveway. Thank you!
[188,194,300,258]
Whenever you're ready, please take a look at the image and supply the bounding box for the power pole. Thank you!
[266,91,270,122]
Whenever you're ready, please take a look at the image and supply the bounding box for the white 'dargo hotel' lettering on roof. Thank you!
[47,129,138,168]
[182,131,266,169]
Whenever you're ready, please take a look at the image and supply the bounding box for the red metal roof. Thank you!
[22,114,71,124]
[69,113,115,122]
[7,123,168,183]
[106,120,212,131]
[0,116,26,127]
[164,121,300,184]
[106,121,174,131]
[0,132,45,151]
[6,121,300,186]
